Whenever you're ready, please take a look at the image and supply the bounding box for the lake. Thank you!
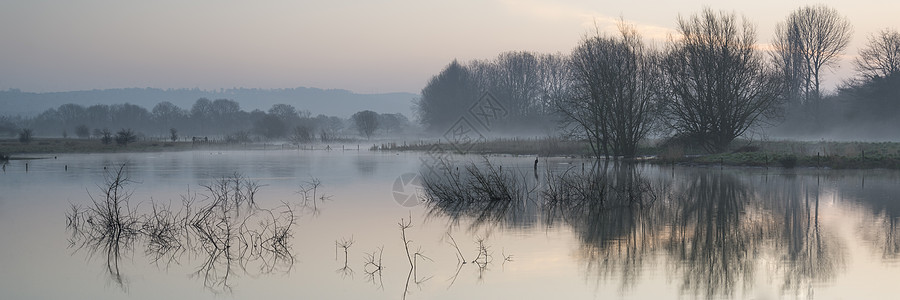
[1,149,898,299]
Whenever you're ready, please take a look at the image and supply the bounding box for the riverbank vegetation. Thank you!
[377,137,900,169]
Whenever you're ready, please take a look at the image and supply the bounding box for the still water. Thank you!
[0,150,898,299]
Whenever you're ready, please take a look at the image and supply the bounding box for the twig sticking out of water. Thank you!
[446,232,466,264]
[335,237,354,278]
[298,177,331,215]
[65,163,140,288]
[399,216,414,268]
[66,171,301,294]
[363,246,385,289]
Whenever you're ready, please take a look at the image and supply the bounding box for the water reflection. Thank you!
[66,170,300,293]
[420,160,877,298]
[830,172,900,260]
[65,164,141,288]
[51,153,900,298]
[543,163,664,293]
[420,158,539,231]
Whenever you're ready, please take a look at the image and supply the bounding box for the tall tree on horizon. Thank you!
[661,9,783,153]
[773,5,852,103]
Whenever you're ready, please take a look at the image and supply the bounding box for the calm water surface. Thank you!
[0,150,898,299]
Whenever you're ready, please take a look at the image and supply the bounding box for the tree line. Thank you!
[416,6,900,156]
[1,98,412,144]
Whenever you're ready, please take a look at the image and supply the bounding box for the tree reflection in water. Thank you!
[66,172,301,293]
[421,158,539,231]
[830,172,900,260]
[421,159,881,298]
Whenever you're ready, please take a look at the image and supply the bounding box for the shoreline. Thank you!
[4,137,900,170]
[373,138,900,170]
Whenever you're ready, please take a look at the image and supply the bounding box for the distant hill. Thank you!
[0,87,418,118]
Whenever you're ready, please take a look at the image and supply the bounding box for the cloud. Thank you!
[497,0,675,41]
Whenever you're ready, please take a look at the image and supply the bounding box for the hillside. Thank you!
[0,87,418,118]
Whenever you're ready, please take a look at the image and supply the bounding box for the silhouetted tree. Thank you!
[773,5,852,102]
[210,99,241,133]
[191,98,213,134]
[351,110,379,139]
[115,128,137,146]
[152,101,186,134]
[467,51,566,131]
[169,128,178,142]
[268,104,298,121]
[109,104,150,132]
[18,128,33,144]
[86,104,111,130]
[75,124,90,139]
[101,129,113,144]
[289,125,313,144]
[253,114,286,139]
[0,116,17,137]
[562,21,660,158]
[416,60,480,132]
[660,9,782,153]
[378,113,409,134]
[56,103,86,129]
[470,51,542,126]
[854,28,900,80]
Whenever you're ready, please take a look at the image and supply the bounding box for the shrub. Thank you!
[777,155,798,168]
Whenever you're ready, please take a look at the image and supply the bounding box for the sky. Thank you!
[1,0,897,94]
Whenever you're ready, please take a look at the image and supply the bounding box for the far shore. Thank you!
[4,137,900,170]
[0,137,333,157]
[373,137,900,170]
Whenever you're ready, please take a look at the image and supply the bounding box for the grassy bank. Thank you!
[666,140,900,169]
[376,137,900,170]
[5,137,900,170]
[375,136,594,156]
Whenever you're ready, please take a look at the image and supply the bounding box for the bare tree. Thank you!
[536,53,571,117]
[115,128,137,146]
[18,128,33,144]
[351,110,379,139]
[289,125,313,144]
[660,9,782,153]
[75,124,91,139]
[560,21,659,158]
[771,19,807,106]
[100,128,113,144]
[854,28,900,80]
[773,5,852,102]
[491,51,542,121]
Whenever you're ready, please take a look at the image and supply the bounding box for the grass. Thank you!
[656,140,900,169]
[376,136,595,156]
[379,136,900,170]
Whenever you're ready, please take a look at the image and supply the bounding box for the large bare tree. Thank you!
[773,5,852,102]
[560,21,659,158]
[854,28,900,80]
[660,9,782,153]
